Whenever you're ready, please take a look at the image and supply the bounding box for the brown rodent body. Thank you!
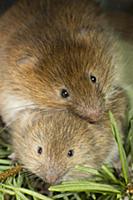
[12,110,119,185]
[0,0,128,125]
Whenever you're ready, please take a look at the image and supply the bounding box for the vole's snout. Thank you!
[45,171,60,185]
[76,107,102,123]
[87,110,101,123]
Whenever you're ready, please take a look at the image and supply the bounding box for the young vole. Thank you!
[11,84,128,185]
[11,110,119,185]
[0,0,126,125]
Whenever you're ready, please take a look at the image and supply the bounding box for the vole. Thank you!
[0,0,126,125]
[11,110,119,185]
[11,86,127,185]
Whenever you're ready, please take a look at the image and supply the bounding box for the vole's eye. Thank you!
[90,75,97,83]
[37,146,43,155]
[61,89,69,98]
[67,149,74,157]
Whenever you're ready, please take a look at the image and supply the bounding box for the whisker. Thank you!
[120,83,133,91]
[3,103,37,113]
[107,84,133,98]
[26,171,39,181]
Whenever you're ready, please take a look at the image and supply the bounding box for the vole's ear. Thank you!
[18,111,32,126]
[16,54,37,68]
[76,27,103,45]
[18,110,43,128]
[76,28,90,41]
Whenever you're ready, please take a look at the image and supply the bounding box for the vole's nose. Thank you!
[87,110,101,123]
[45,173,58,184]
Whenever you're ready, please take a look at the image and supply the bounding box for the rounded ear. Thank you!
[76,28,90,42]
[16,110,43,128]
[16,55,37,68]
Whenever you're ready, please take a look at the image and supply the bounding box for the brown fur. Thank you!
[0,0,127,124]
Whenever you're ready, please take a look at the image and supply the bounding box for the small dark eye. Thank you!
[37,146,43,155]
[67,149,74,157]
[90,75,96,83]
[61,89,69,98]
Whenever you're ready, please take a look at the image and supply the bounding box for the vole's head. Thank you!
[7,26,119,123]
[4,0,120,123]
[12,111,117,185]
